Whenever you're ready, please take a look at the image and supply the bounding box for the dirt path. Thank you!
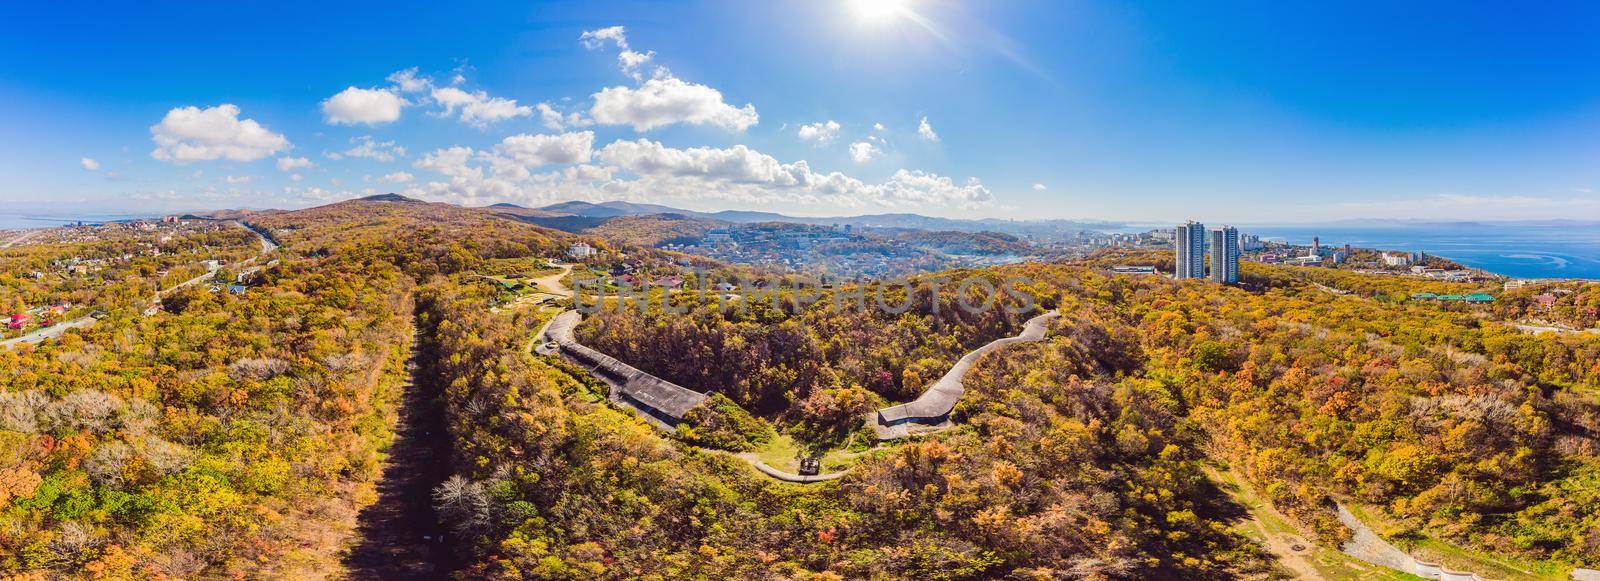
[1204,467,1326,580]
[343,329,456,579]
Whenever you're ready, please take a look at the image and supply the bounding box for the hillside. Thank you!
[3,199,1596,579]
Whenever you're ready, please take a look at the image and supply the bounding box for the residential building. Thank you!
[567,242,597,259]
[1174,221,1206,279]
[1208,226,1240,284]
[1240,234,1265,251]
[1381,253,1411,267]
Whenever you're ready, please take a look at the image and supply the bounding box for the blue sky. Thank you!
[2,0,1598,222]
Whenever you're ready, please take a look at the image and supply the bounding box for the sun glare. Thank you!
[849,0,912,23]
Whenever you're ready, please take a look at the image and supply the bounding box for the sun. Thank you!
[848,0,912,23]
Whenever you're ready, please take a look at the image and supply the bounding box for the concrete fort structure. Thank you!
[543,311,708,429]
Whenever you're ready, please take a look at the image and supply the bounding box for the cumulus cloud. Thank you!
[80,157,100,171]
[378,171,414,183]
[1032,183,1047,191]
[595,139,990,208]
[618,50,656,80]
[380,67,533,128]
[917,116,940,142]
[797,120,841,145]
[321,86,406,125]
[578,25,756,132]
[407,132,599,203]
[873,122,886,131]
[494,131,595,168]
[849,141,880,163]
[537,102,592,131]
[224,175,257,184]
[402,136,991,211]
[150,104,289,164]
[387,68,431,93]
[431,86,533,127]
[580,26,630,50]
[591,76,758,132]
[330,136,406,162]
[276,156,313,172]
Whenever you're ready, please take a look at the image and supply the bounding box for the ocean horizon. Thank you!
[0,212,161,230]
[1244,222,1600,280]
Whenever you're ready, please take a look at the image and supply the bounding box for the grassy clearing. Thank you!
[1345,504,1571,581]
[1209,467,1424,581]
[751,433,870,473]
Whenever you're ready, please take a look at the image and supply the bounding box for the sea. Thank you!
[0,213,160,230]
[1242,222,1600,280]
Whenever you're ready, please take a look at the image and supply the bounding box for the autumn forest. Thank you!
[1,197,1596,579]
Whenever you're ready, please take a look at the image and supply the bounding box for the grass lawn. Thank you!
[1346,503,1571,581]
[751,433,871,474]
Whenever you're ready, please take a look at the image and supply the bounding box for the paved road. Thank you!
[734,452,847,483]
[1514,323,1596,336]
[0,317,97,349]
[874,310,1061,439]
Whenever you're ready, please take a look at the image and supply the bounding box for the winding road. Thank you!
[873,310,1061,440]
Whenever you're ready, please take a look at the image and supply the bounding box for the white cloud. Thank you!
[382,68,534,127]
[378,171,414,183]
[594,139,991,208]
[580,26,630,50]
[876,169,993,208]
[224,175,257,184]
[590,76,758,132]
[618,50,655,80]
[917,116,940,142]
[332,136,406,162]
[537,102,592,131]
[873,122,886,131]
[276,156,313,172]
[494,131,595,168]
[849,141,880,163]
[1032,183,1047,191]
[80,157,100,171]
[289,173,304,182]
[282,186,352,203]
[431,86,533,127]
[388,68,431,93]
[321,86,406,125]
[797,120,841,145]
[150,104,289,164]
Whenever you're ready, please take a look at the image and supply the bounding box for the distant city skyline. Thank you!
[3,1,1599,222]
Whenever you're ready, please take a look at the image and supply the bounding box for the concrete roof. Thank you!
[548,310,707,421]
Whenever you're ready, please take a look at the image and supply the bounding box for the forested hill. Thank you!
[2,198,1596,578]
